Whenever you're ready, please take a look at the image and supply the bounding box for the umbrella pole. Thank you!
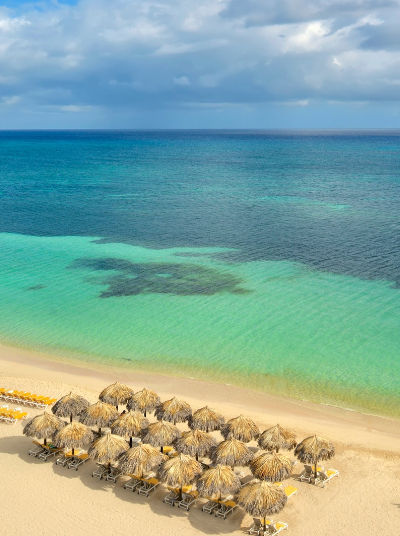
[98,427,101,434]
[116,405,118,411]
[130,437,133,448]
[314,456,318,479]
[70,414,73,423]
[44,438,47,446]
[144,410,147,417]
[72,447,75,456]
[263,517,266,532]
[160,446,164,453]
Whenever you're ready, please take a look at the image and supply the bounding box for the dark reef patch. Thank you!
[26,284,46,291]
[70,257,249,298]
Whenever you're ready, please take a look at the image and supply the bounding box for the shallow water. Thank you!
[0,131,399,416]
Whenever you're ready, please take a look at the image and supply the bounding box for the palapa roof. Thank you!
[222,415,259,443]
[159,453,202,488]
[23,412,64,439]
[127,388,160,413]
[155,397,192,424]
[118,443,166,478]
[294,435,335,463]
[238,480,287,517]
[196,465,240,499]
[142,421,180,447]
[54,421,94,450]
[258,424,297,452]
[51,392,89,418]
[88,432,129,465]
[250,451,293,482]
[189,406,225,432]
[99,382,134,406]
[174,429,217,458]
[111,410,149,438]
[211,438,253,467]
[79,401,119,428]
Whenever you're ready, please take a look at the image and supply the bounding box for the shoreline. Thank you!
[1,341,399,453]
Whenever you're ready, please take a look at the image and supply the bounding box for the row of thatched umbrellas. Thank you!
[23,383,335,531]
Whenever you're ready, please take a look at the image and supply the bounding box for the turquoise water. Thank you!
[0,131,399,417]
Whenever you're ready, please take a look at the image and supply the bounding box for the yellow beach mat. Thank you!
[284,485,297,498]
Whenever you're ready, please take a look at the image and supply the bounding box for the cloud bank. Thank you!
[0,0,399,127]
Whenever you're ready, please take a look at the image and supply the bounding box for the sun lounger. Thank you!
[215,500,237,519]
[92,464,108,479]
[56,451,74,466]
[68,453,89,471]
[249,518,262,535]
[316,469,339,487]
[298,464,323,484]
[163,490,180,506]
[28,440,47,457]
[269,521,288,535]
[123,476,142,492]
[178,490,198,511]
[284,485,297,498]
[202,500,219,514]
[37,445,63,461]
[105,466,121,481]
[138,477,159,497]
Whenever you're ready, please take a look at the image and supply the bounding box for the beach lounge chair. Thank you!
[28,441,47,457]
[56,451,74,466]
[284,485,297,498]
[124,476,142,492]
[105,466,121,482]
[37,444,62,461]
[92,464,108,479]
[248,518,262,535]
[163,490,180,506]
[298,464,323,484]
[316,469,339,487]
[202,500,219,514]
[269,521,288,535]
[68,453,89,471]
[215,500,237,519]
[138,477,159,497]
[240,474,254,487]
[178,490,198,511]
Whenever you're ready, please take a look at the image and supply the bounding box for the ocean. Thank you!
[0,130,399,416]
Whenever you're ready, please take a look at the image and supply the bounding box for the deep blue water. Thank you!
[1,130,399,286]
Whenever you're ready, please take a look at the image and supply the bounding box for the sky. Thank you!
[0,0,400,128]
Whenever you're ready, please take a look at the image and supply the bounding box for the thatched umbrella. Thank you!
[155,397,192,424]
[258,424,297,453]
[54,421,94,456]
[211,438,253,467]
[88,432,129,473]
[250,451,293,482]
[23,412,65,446]
[111,410,149,447]
[189,406,225,432]
[174,429,217,461]
[197,465,240,501]
[222,415,259,443]
[159,453,202,500]
[143,421,180,453]
[79,401,119,434]
[99,382,133,410]
[118,443,166,478]
[52,392,90,423]
[238,480,287,533]
[127,388,160,417]
[295,435,335,479]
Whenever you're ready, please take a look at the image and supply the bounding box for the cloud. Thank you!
[0,0,399,126]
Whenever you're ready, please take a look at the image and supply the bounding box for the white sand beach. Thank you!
[1,343,399,536]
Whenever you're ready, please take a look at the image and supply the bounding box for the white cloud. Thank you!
[1,95,20,105]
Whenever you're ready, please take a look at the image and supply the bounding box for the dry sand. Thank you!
[1,343,399,536]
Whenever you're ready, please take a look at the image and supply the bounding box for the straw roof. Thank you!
[250,451,293,482]
[189,406,225,432]
[88,432,129,465]
[238,480,287,518]
[99,382,134,407]
[142,421,180,448]
[197,465,240,499]
[111,411,149,439]
[211,438,253,467]
[222,415,259,443]
[23,412,64,440]
[127,388,160,415]
[155,397,192,424]
[174,429,217,459]
[258,424,297,452]
[54,421,93,450]
[79,401,119,428]
[294,435,335,464]
[159,453,202,489]
[118,443,166,478]
[52,392,90,420]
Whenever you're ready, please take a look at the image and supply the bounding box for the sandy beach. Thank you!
[1,342,399,536]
